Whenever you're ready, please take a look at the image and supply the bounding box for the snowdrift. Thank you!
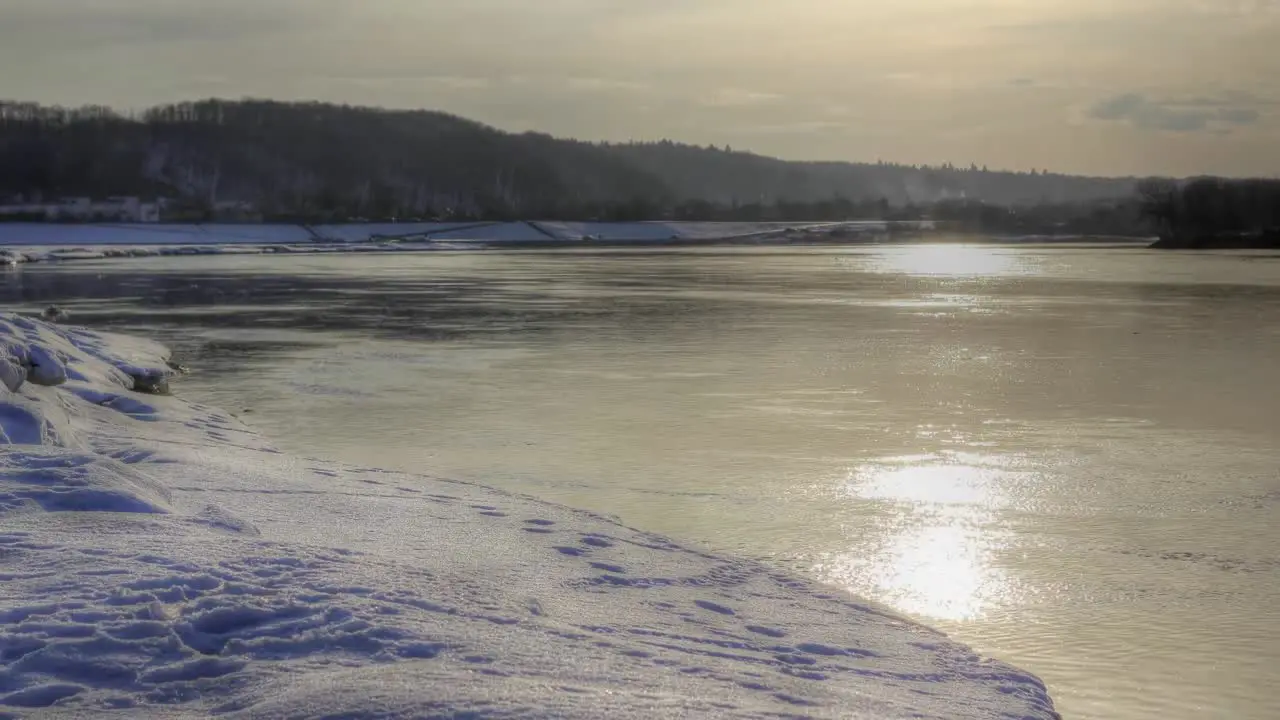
[0,314,1059,719]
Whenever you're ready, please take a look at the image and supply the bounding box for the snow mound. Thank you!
[0,313,1059,719]
[0,448,172,515]
[0,314,176,395]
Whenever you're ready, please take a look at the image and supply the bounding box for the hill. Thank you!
[0,98,1138,221]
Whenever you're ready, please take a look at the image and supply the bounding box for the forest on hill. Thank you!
[0,99,1143,229]
[1140,177,1280,249]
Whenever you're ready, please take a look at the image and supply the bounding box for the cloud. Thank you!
[0,0,1277,175]
[1088,93,1265,132]
[1218,107,1262,124]
[1090,94,1149,121]
[699,89,785,108]
[563,77,651,94]
[0,0,336,45]
[735,120,850,136]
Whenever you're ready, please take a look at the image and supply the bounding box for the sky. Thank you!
[1,0,1277,177]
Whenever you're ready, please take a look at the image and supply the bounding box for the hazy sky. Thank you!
[2,0,1277,177]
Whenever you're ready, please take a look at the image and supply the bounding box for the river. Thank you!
[4,242,1278,719]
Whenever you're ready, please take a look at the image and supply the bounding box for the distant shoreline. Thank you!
[0,234,1153,267]
[1150,229,1280,250]
[0,219,1156,268]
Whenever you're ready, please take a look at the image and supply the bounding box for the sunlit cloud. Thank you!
[0,0,1276,176]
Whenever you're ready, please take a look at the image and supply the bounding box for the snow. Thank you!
[533,222,858,242]
[0,243,449,266]
[0,224,314,247]
[309,222,486,242]
[426,221,557,242]
[0,222,515,249]
[0,313,1059,718]
[0,222,901,267]
[668,221,887,240]
[532,222,684,241]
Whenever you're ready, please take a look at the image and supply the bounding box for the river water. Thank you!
[4,243,1279,719]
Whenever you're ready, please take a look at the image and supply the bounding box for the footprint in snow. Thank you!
[694,600,736,616]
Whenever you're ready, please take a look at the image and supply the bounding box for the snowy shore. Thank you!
[0,314,1058,719]
[0,221,885,265]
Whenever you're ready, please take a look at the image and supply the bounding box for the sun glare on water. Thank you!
[866,514,1005,622]
[816,462,1020,623]
[872,244,1022,277]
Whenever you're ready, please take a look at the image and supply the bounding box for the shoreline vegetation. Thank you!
[1140,178,1280,250]
[2,98,1144,237]
[1,98,1273,249]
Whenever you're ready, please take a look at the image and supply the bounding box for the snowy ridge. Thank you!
[0,315,1059,719]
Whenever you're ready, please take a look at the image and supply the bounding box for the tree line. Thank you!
[1139,177,1280,248]
[0,98,1147,227]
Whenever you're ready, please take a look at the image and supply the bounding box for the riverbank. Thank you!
[1150,229,1280,249]
[0,220,872,247]
[0,313,1059,718]
[0,221,1155,267]
[0,220,884,265]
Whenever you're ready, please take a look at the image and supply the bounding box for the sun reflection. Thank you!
[817,511,1010,623]
[853,463,1013,508]
[876,518,1006,621]
[872,244,1020,277]
[815,460,1022,622]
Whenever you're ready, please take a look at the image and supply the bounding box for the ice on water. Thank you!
[0,313,1058,718]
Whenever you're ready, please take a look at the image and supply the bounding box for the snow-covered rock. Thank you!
[0,314,1059,719]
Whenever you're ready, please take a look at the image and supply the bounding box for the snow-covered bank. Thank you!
[0,315,1058,719]
[0,221,870,266]
[0,241,475,266]
[0,221,888,265]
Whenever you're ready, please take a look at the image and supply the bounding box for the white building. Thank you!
[0,196,162,223]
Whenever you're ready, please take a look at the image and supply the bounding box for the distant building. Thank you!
[0,196,163,223]
[0,202,49,220]
[210,200,260,221]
